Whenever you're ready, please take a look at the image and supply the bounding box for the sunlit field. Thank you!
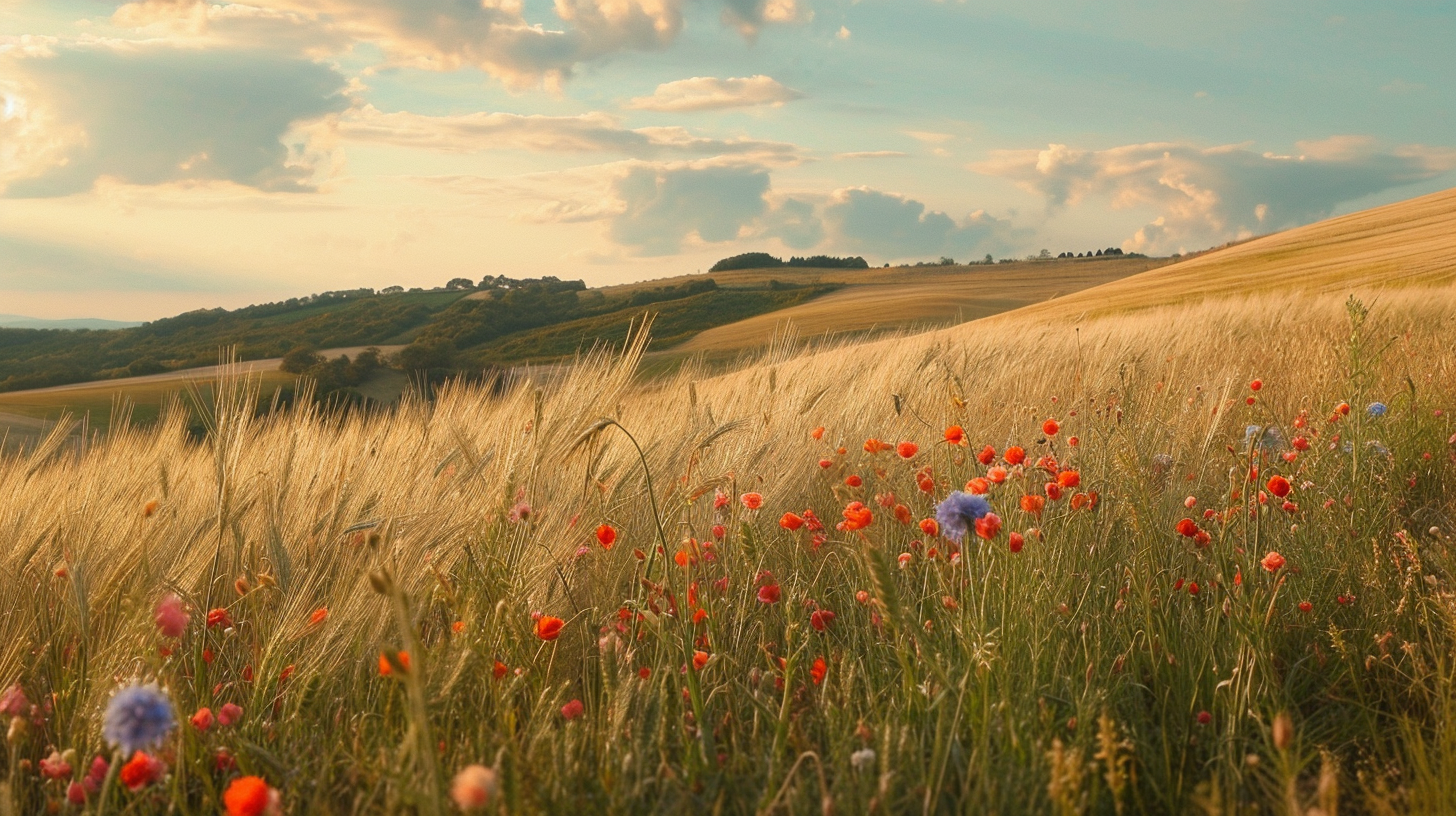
[3,286,1456,814]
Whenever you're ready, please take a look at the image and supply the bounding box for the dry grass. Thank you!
[2,277,1456,812]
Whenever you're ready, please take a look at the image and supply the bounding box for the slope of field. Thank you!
[671,257,1162,353]
[1012,185,1456,321]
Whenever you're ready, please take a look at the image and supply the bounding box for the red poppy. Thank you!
[1336,402,1350,415]
[308,608,329,627]
[1042,419,1060,436]
[596,524,617,548]
[845,474,863,487]
[841,502,873,530]
[1175,518,1199,537]
[535,616,565,641]
[1044,483,1063,501]
[976,445,997,465]
[1249,379,1262,391]
[1008,532,1024,553]
[1067,436,1080,447]
[692,650,709,671]
[1187,581,1200,596]
[966,477,990,494]
[223,776,272,816]
[779,512,805,531]
[561,699,584,720]
[974,513,1002,540]
[1298,601,1312,613]
[1292,436,1310,451]
[1020,495,1046,516]
[863,438,893,454]
[944,426,966,445]
[1056,470,1080,488]
[919,518,939,536]
[811,426,825,440]
[896,441,919,459]
[492,661,508,680]
[757,584,782,604]
[206,608,233,629]
[1069,493,1089,510]
[1266,476,1291,498]
[378,651,411,676]
[119,752,165,791]
[1197,711,1212,725]
[191,707,214,731]
[810,656,827,685]
[987,466,1008,484]
[1004,446,1026,465]
[741,493,763,510]
[810,610,836,631]
[1260,551,1286,572]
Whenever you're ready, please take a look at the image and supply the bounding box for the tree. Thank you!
[281,346,322,374]
[445,278,476,290]
[983,254,994,264]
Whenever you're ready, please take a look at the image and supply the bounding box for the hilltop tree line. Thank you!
[709,253,870,272]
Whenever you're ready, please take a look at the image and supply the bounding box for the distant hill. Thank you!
[0,313,143,330]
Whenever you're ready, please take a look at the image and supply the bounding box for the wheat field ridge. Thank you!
[3,241,1456,815]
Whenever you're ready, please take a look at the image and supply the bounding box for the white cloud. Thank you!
[820,187,1014,259]
[109,0,811,88]
[834,151,909,160]
[976,138,1456,253]
[0,42,348,197]
[337,104,804,162]
[624,75,804,113]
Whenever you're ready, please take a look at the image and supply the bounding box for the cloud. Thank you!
[609,163,772,255]
[720,0,812,39]
[337,104,803,161]
[820,187,1014,259]
[110,0,811,88]
[834,151,908,160]
[624,75,804,112]
[1,43,348,197]
[759,196,823,249]
[976,138,1456,253]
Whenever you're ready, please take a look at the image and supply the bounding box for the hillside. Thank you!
[1004,186,1456,321]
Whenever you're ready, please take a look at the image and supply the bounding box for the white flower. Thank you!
[851,748,876,771]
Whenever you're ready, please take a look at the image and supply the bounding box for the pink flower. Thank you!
[154,594,189,639]
[560,699,585,720]
[217,702,243,727]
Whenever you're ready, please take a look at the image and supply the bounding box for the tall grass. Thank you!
[2,288,1456,814]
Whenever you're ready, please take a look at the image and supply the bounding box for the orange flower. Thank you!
[893,503,913,524]
[1056,470,1080,488]
[119,752,164,791]
[919,518,939,536]
[1042,418,1060,436]
[986,466,1008,484]
[779,512,805,531]
[1266,475,1291,498]
[1020,495,1046,516]
[841,501,873,531]
[692,650,709,671]
[492,660,508,680]
[378,651,411,676]
[811,426,825,440]
[1004,446,1026,466]
[1069,493,1089,510]
[535,615,565,641]
[810,656,827,685]
[944,426,966,445]
[595,524,617,549]
[976,445,997,465]
[974,513,1002,540]
[965,477,990,494]
[142,500,160,518]
[863,438,893,454]
[740,493,764,510]
[1261,551,1286,572]
[896,441,919,459]
[206,608,233,629]
[308,607,328,627]
[223,776,273,816]
[451,621,465,634]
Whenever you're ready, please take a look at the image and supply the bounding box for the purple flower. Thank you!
[935,491,992,543]
[102,683,175,756]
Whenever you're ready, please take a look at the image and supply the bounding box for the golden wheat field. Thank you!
[3,262,1456,813]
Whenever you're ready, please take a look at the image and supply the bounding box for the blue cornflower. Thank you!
[1244,425,1285,452]
[1367,402,1387,418]
[102,682,175,756]
[935,491,991,543]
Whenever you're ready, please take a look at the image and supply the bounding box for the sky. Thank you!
[1,0,1452,320]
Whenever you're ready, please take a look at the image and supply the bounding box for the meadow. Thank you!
[2,273,1455,814]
